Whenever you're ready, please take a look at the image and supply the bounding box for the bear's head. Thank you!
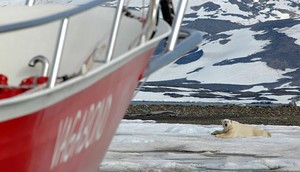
[221,119,233,132]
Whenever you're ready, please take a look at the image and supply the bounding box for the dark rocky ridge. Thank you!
[125,104,300,126]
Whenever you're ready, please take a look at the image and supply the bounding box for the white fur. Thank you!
[211,119,271,138]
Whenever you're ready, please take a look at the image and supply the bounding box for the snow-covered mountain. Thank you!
[184,0,300,25]
[134,0,300,105]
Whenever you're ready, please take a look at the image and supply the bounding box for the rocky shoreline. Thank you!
[125,104,300,125]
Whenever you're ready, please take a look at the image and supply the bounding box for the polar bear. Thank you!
[211,119,271,138]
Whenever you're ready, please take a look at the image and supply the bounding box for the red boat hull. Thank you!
[0,49,154,172]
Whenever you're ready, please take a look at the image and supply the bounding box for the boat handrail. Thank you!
[0,0,108,33]
[28,55,50,77]
[0,0,113,88]
[0,0,163,89]
[26,0,35,6]
[0,0,194,92]
[48,18,69,88]
[166,0,188,51]
[102,0,125,63]
[0,0,126,88]
[140,0,160,43]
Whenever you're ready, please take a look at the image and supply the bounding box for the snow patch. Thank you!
[101,120,300,171]
[277,24,300,46]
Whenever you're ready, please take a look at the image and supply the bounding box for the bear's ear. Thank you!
[221,119,224,123]
[230,120,232,123]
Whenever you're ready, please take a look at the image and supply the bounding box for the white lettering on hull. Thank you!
[51,95,112,169]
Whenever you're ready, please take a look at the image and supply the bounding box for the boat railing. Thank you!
[0,0,112,90]
[0,0,168,88]
[0,0,142,90]
[102,0,125,63]
[25,0,35,7]
[25,0,125,88]
[28,55,50,77]
[0,0,202,99]
[166,0,188,51]
[0,0,109,33]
